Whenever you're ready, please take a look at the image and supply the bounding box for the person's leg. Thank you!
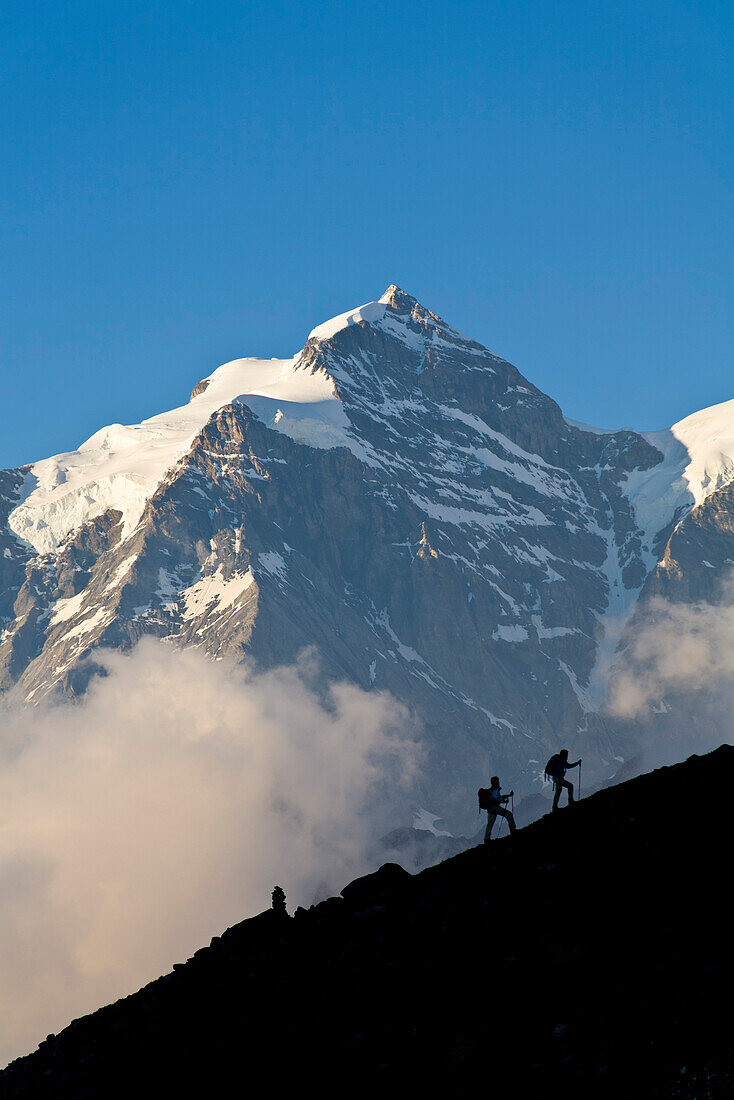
[564,778,575,804]
[498,806,517,833]
[552,780,562,811]
[484,813,496,843]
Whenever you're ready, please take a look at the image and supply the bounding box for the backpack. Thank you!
[545,754,563,781]
[477,787,493,811]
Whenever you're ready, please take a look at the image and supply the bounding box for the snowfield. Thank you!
[7,353,348,555]
[631,398,734,535]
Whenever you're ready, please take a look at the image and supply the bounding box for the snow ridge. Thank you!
[7,355,346,555]
[6,286,491,556]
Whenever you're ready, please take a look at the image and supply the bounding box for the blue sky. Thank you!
[1,0,732,468]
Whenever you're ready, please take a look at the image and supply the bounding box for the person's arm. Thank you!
[500,790,514,803]
[569,759,582,769]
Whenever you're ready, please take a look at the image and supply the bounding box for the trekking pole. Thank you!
[578,763,582,801]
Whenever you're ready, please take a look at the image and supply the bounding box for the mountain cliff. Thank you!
[2,286,734,831]
[2,744,731,1099]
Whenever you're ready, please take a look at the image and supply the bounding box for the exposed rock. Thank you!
[189,378,210,401]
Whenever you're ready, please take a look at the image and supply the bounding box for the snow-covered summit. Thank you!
[566,396,734,557]
[605,397,734,555]
[662,397,734,509]
[9,286,463,557]
[307,285,481,354]
[308,299,389,344]
[306,285,427,344]
[8,284,734,583]
[8,353,348,556]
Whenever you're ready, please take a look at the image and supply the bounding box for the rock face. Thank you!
[2,285,733,830]
[2,744,732,1099]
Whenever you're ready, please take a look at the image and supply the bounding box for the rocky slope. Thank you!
[2,286,734,830]
[2,743,732,1099]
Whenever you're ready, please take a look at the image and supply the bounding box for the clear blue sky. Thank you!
[1,0,732,468]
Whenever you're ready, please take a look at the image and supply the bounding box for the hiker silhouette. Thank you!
[480,776,516,842]
[545,749,582,811]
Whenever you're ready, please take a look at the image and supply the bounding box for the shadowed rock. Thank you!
[2,745,733,1099]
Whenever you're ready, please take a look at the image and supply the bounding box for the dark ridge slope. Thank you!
[3,746,733,1099]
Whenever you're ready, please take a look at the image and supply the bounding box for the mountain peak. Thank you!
[305,286,427,346]
[307,286,454,348]
[378,285,418,312]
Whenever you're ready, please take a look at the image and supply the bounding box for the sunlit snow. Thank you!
[180,567,255,620]
[628,399,734,545]
[308,299,390,343]
[9,287,487,556]
[8,355,346,555]
[571,400,734,547]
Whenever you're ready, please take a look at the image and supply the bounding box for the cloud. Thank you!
[605,577,734,720]
[0,640,420,1066]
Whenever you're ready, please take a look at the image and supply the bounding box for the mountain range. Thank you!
[3,285,733,832]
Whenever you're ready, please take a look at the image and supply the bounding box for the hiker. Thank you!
[545,749,582,811]
[480,776,516,842]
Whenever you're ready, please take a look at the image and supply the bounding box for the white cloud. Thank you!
[0,640,420,1066]
[606,577,734,720]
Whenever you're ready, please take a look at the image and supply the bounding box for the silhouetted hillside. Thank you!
[3,746,734,1099]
